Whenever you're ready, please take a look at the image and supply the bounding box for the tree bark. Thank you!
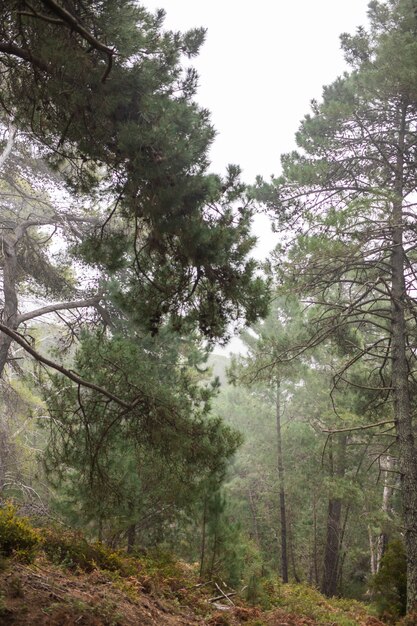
[376,455,395,571]
[0,235,19,374]
[275,380,288,583]
[390,101,417,612]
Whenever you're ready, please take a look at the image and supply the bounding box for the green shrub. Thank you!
[370,539,407,622]
[137,547,185,582]
[0,504,40,562]
[254,578,373,626]
[41,527,132,574]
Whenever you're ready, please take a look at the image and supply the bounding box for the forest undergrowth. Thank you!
[0,504,397,626]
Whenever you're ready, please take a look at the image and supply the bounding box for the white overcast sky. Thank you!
[144,0,370,181]
[143,0,371,353]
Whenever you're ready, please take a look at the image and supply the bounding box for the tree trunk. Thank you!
[199,497,207,578]
[248,486,260,546]
[288,511,301,583]
[321,498,342,596]
[390,101,417,612]
[0,127,19,374]
[98,517,103,543]
[312,493,319,586]
[321,434,346,597]
[275,380,288,583]
[127,523,136,554]
[0,235,19,375]
[368,523,377,577]
[376,455,395,572]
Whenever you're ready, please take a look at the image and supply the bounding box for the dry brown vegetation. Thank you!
[0,550,386,626]
[0,505,387,626]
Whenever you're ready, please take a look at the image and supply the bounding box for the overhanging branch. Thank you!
[322,419,395,434]
[0,322,137,409]
[0,42,50,73]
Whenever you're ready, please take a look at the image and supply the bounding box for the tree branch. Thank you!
[0,322,137,409]
[38,0,114,79]
[322,419,395,434]
[0,121,16,171]
[16,296,101,324]
[18,2,65,26]
[0,42,50,73]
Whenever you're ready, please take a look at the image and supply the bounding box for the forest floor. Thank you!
[0,512,391,626]
[0,554,387,626]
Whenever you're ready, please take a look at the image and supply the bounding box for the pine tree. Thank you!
[0,2,269,347]
[257,0,417,609]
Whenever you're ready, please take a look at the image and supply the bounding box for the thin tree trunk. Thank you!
[287,511,301,583]
[0,236,19,375]
[390,101,417,612]
[0,125,17,375]
[248,486,260,546]
[98,517,103,543]
[368,523,377,577]
[312,494,319,585]
[275,380,288,583]
[127,523,136,554]
[199,497,207,578]
[209,523,219,579]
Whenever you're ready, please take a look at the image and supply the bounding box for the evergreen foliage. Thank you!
[42,327,241,543]
[0,3,268,557]
[371,539,407,621]
[0,1,269,340]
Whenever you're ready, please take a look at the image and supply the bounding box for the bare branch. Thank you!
[16,296,101,324]
[322,419,395,434]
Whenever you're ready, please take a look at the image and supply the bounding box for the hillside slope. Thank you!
[0,509,387,626]
[0,554,386,626]
[0,558,386,626]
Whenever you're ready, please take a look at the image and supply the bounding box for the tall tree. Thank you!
[257,0,417,609]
